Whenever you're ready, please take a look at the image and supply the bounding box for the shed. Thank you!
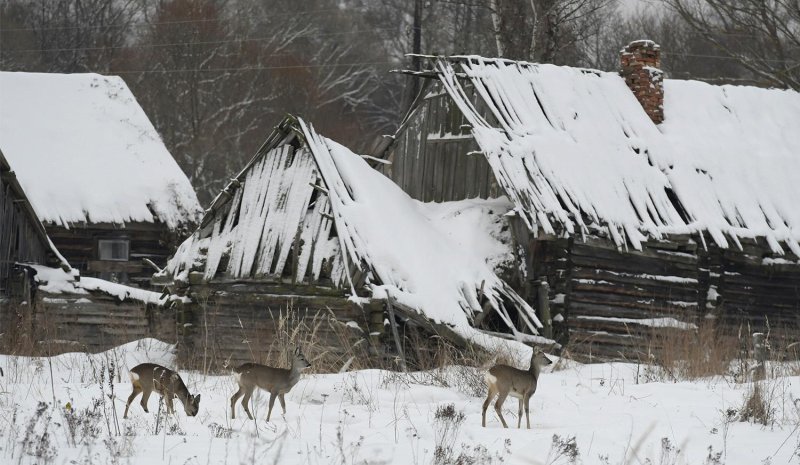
[0,72,203,286]
[156,117,548,369]
[379,43,800,358]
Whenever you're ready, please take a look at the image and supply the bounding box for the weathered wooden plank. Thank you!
[203,280,344,297]
[570,252,697,276]
[569,300,695,319]
[570,290,697,312]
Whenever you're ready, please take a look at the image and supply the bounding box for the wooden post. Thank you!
[385,293,408,372]
[367,301,385,356]
[538,280,553,339]
[752,332,766,381]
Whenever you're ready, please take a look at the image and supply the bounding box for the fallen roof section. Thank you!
[301,120,546,351]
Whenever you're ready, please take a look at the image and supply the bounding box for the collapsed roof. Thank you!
[415,56,800,254]
[160,117,547,354]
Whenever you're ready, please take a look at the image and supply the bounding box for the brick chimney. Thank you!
[620,40,664,124]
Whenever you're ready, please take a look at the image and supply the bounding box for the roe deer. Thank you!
[482,347,552,429]
[123,363,200,419]
[230,347,311,421]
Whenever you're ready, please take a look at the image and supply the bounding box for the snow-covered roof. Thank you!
[432,56,800,253]
[0,72,202,229]
[161,117,548,353]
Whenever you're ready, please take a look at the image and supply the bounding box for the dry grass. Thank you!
[646,319,742,381]
[182,300,390,375]
[739,383,773,425]
[0,301,70,357]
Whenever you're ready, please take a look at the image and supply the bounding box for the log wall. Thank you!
[176,281,389,372]
[534,234,800,361]
[0,292,176,354]
[706,239,800,329]
[46,221,180,287]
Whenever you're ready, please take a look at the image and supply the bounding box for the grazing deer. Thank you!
[482,347,552,429]
[123,363,200,419]
[230,347,311,421]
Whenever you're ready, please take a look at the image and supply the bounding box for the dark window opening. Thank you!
[98,239,129,261]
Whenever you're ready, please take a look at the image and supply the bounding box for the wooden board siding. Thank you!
[1,157,50,296]
[381,83,499,202]
[46,221,180,286]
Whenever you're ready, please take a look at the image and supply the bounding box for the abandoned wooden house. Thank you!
[155,116,547,370]
[0,72,202,286]
[377,41,800,359]
[2,147,178,352]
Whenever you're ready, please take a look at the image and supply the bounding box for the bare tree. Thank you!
[0,0,140,72]
[124,0,389,202]
[415,0,614,64]
[663,0,800,89]
[585,7,749,83]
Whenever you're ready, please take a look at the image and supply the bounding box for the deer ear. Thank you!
[195,394,201,402]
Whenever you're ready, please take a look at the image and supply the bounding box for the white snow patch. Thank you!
[345,321,362,331]
[30,264,185,306]
[763,257,799,266]
[575,315,697,330]
[0,340,797,464]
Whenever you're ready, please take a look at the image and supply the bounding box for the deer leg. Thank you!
[494,391,510,428]
[123,385,142,419]
[517,398,523,429]
[525,395,532,429]
[230,387,244,419]
[266,392,277,422]
[140,388,152,413]
[241,390,254,421]
[482,387,496,427]
[279,393,287,415]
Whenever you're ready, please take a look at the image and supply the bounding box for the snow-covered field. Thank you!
[1,339,798,464]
